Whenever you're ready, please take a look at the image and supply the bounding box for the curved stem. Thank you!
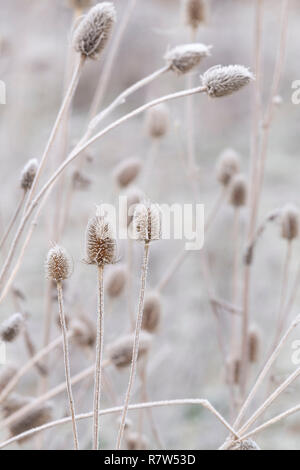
[116,241,150,449]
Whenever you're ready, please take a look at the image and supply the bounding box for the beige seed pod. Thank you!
[228,439,261,450]
[85,215,117,266]
[71,315,96,348]
[225,356,240,386]
[0,313,25,343]
[45,245,72,282]
[106,264,127,298]
[133,202,161,242]
[145,104,170,139]
[20,158,38,191]
[201,65,254,98]
[142,292,162,333]
[216,148,240,187]
[1,393,32,418]
[125,431,149,450]
[114,157,142,189]
[0,365,17,393]
[72,2,116,59]
[229,174,247,207]
[108,331,152,368]
[184,0,208,30]
[9,402,53,442]
[165,43,211,75]
[281,204,299,241]
[248,325,261,363]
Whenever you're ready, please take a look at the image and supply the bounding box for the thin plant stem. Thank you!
[0,398,240,450]
[57,281,79,450]
[93,265,105,450]
[116,241,150,449]
[127,238,135,330]
[0,85,207,300]
[0,191,25,252]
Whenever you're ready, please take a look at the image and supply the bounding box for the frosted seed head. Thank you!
[228,439,261,450]
[184,0,208,30]
[9,402,53,441]
[108,331,152,368]
[229,174,247,207]
[142,292,162,333]
[72,2,116,59]
[20,159,38,191]
[201,65,254,98]
[0,313,25,343]
[85,215,117,266]
[45,245,72,282]
[145,104,170,139]
[165,43,211,75]
[71,315,96,348]
[114,157,142,188]
[216,148,240,186]
[133,202,161,242]
[106,264,127,298]
[1,393,32,418]
[281,203,299,241]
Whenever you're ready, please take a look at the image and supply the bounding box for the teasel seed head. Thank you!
[9,402,53,442]
[1,393,32,418]
[0,313,25,343]
[133,202,161,242]
[106,264,127,298]
[72,2,116,59]
[145,104,170,139]
[165,43,211,75]
[248,325,261,363]
[229,174,247,207]
[114,157,142,189]
[108,331,152,368]
[142,292,162,333]
[201,65,254,98]
[20,158,38,191]
[184,0,208,30]
[126,431,149,450]
[45,245,72,282]
[71,315,96,348]
[281,203,299,241]
[216,148,240,187]
[85,215,117,266]
[228,439,261,451]
[0,364,17,393]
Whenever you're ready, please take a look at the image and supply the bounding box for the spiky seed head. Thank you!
[228,439,261,451]
[125,187,143,228]
[142,292,162,333]
[281,204,299,241]
[248,325,261,363]
[1,394,32,418]
[165,43,211,75]
[68,0,93,9]
[20,158,38,191]
[0,313,25,343]
[108,331,152,368]
[0,364,17,393]
[9,402,53,442]
[184,0,208,30]
[106,264,127,298]
[85,215,117,266]
[201,65,254,98]
[133,202,161,242]
[71,315,96,348]
[126,432,149,450]
[229,174,247,207]
[72,170,91,190]
[45,245,72,282]
[114,157,142,188]
[216,148,240,186]
[145,104,170,139]
[72,2,116,59]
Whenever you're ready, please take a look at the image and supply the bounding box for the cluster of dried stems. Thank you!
[0,0,299,451]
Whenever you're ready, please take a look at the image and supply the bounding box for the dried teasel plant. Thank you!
[72,2,116,59]
[117,202,161,449]
[216,148,240,187]
[142,292,162,333]
[107,331,152,369]
[145,104,170,139]
[20,159,38,192]
[280,203,299,241]
[227,439,260,451]
[45,245,79,450]
[229,174,247,208]
[113,157,142,189]
[183,0,208,31]
[71,315,96,348]
[164,43,211,75]
[201,65,254,98]
[67,0,93,10]
[106,264,127,298]
[84,213,117,449]
[8,401,53,443]
[0,313,25,343]
[248,325,261,364]
[125,431,149,450]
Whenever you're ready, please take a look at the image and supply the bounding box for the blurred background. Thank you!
[0,0,300,450]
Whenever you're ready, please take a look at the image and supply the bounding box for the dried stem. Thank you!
[116,241,150,449]
[0,191,25,252]
[57,281,79,450]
